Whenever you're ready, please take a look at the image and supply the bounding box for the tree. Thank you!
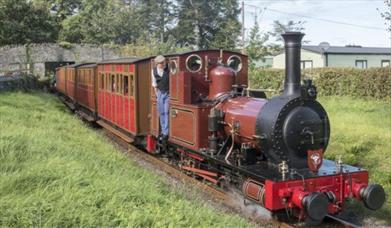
[136,0,176,43]
[268,20,307,53]
[33,0,81,22]
[59,0,133,44]
[58,0,177,45]
[173,0,241,49]
[245,20,269,69]
[0,0,58,45]
[270,20,306,40]
[209,0,241,49]
[379,0,391,32]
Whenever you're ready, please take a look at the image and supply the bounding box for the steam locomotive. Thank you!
[56,32,385,223]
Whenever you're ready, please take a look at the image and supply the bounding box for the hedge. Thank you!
[0,74,40,92]
[249,67,391,100]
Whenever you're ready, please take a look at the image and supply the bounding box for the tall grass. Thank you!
[320,96,391,222]
[0,92,251,227]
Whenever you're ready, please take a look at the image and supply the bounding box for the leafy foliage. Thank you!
[269,20,306,41]
[173,0,241,49]
[0,0,242,50]
[250,67,391,100]
[34,0,81,22]
[380,0,391,32]
[245,20,270,69]
[120,36,190,57]
[0,0,58,45]
[268,20,307,53]
[0,74,39,91]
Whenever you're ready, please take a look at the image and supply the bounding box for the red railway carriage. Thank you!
[64,64,77,101]
[55,67,66,95]
[76,64,98,114]
[56,63,92,103]
[96,57,151,137]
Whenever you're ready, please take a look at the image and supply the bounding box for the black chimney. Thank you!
[281,32,305,96]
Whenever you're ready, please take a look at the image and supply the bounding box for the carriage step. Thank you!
[97,120,134,143]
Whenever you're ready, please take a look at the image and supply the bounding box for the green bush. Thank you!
[249,67,391,100]
[0,74,39,92]
[58,41,73,49]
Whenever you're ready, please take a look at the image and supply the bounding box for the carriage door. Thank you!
[150,58,159,136]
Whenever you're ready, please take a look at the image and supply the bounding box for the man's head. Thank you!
[154,55,166,69]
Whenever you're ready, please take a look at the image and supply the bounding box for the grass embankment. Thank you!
[0,92,251,227]
[319,96,391,222]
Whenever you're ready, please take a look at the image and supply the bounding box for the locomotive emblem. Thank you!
[307,149,323,172]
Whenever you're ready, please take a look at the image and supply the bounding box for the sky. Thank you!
[242,0,390,47]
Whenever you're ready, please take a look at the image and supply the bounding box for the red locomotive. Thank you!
[55,32,385,223]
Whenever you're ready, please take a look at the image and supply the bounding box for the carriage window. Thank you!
[123,75,129,96]
[91,71,94,84]
[100,74,104,89]
[227,55,242,72]
[104,74,107,91]
[115,74,118,93]
[130,75,134,96]
[107,74,110,91]
[117,74,121,93]
[110,74,115,92]
[186,54,202,72]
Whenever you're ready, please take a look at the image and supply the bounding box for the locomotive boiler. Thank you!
[212,32,329,170]
[55,31,386,224]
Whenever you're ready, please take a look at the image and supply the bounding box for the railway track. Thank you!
[99,128,360,228]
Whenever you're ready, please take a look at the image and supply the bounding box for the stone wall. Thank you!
[0,43,123,78]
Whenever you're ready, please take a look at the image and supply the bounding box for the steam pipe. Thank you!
[281,32,305,96]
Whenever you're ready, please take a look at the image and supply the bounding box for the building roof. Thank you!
[302,45,391,55]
